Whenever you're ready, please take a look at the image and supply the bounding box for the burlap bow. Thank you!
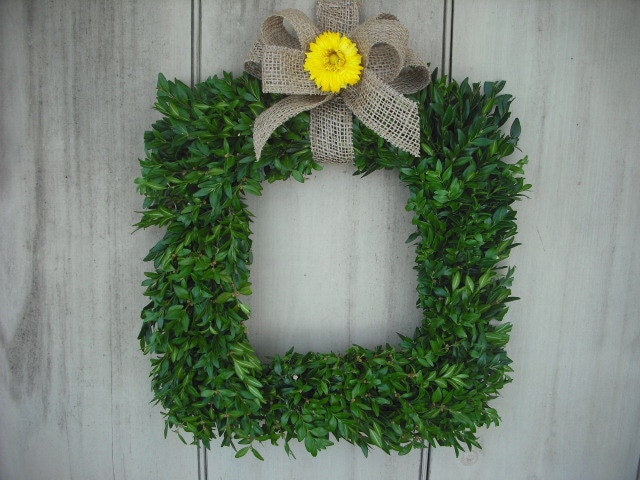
[245,0,429,164]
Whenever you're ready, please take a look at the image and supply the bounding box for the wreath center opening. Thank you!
[245,164,421,359]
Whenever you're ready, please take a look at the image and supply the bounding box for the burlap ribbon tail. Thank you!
[245,0,429,164]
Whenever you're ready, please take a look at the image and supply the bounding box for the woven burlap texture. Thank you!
[245,0,429,164]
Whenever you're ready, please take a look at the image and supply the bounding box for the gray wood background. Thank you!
[1,1,638,479]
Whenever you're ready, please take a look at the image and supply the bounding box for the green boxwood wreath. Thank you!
[135,70,529,459]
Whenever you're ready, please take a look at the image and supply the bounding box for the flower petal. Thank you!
[343,70,420,157]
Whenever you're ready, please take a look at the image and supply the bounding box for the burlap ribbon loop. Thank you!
[261,9,320,52]
[350,17,409,82]
[244,0,429,164]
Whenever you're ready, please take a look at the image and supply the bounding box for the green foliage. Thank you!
[135,70,530,458]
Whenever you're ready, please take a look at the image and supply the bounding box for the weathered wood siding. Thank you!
[430,1,640,479]
[0,1,194,478]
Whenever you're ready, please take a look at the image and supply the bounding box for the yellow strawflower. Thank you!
[304,31,363,93]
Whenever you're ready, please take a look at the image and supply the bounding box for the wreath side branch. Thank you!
[135,70,529,459]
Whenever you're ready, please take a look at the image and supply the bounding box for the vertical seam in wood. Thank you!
[419,445,432,479]
[441,0,454,79]
[197,443,202,480]
[110,318,115,478]
[448,0,454,79]
[191,0,202,87]
[204,445,208,480]
[423,5,454,479]
[441,0,447,75]
[192,2,203,474]
[197,441,209,480]
[193,8,197,478]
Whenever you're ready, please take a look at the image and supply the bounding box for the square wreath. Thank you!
[135,0,528,460]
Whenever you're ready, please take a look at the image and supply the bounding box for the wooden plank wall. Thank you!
[430,1,640,479]
[1,1,638,479]
[0,1,195,478]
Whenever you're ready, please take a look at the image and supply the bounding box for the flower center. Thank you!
[325,50,346,70]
